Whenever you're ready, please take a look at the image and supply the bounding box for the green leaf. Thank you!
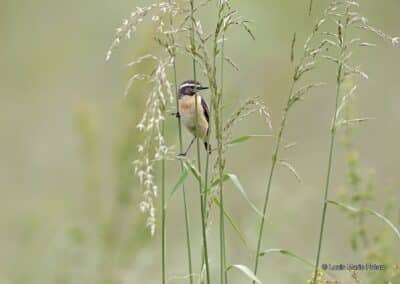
[278,160,302,183]
[226,134,271,146]
[209,175,230,190]
[226,264,262,284]
[327,200,400,241]
[259,249,314,268]
[259,248,337,279]
[167,168,189,205]
[336,117,375,128]
[225,173,263,217]
[183,160,201,183]
[242,22,256,40]
[213,197,249,249]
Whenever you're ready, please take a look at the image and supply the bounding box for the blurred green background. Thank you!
[1,0,399,283]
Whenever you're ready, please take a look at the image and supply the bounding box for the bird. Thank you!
[176,80,211,156]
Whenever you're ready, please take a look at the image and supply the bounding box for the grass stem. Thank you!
[190,1,211,283]
[313,8,350,280]
[312,63,343,283]
[253,97,292,282]
[172,58,194,284]
[169,4,194,281]
[218,35,227,284]
[252,16,324,279]
[161,120,166,284]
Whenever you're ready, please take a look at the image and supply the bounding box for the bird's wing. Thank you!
[201,97,210,123]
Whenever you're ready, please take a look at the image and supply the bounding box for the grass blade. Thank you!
[227,264,262,284]
[327,200,400,240]
[291,32,296,63]
[183,160,201,183]
[259,249,313,267]
[226,134,272,146]
[209,175,230,190]
[213,197,249,249]
[259,248,337,279]
[167,168,189,204]
[278,160,302,183]
[225,173,263,217]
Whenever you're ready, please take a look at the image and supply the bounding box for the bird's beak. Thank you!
[198,86,209,90]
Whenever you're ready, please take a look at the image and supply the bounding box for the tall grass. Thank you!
[312,1,400,282]
[169,2,195,282]
[161,120,167,284]
[339,76,400,283]
[106,1,261,283]
[185,1,263,283]
[105,0,400,283]
[189,0,212,282]
[253,10,327,281]
[218,35,227,284]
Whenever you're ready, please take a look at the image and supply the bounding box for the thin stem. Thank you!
[252,21,320,277]
[312,63,342,283]
[313,9,349,280]
[309,0,314,16]
[190,1,211,283]
[202,39,212,284]
[161,120,166,284]
[253,83,295,282]
[219,36,227,284]
[169,4,194,282]
[190,0,201,173]
[173,61,194,284]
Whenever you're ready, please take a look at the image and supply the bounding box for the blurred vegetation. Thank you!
[0,0,399,283]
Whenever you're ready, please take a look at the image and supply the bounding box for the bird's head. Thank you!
[179,80,208,98]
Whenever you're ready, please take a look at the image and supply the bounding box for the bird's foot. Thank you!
[170,112,180,118]
[177,152,187,158]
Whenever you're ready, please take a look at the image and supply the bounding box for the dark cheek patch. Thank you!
[184,88,193,96]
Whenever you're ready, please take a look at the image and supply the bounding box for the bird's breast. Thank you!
[179,96,208,139]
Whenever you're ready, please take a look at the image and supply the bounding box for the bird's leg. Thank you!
[170,112,180,118]
[179,136,196,157]
[204,141,212,154]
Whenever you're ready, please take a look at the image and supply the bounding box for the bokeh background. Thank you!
[1,0,399,283]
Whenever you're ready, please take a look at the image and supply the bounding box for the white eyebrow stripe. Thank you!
[179,83,202,90]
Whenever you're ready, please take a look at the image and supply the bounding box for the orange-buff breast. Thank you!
[179,96,208,140]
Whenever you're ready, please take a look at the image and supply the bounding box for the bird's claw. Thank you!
[170,112,180,118]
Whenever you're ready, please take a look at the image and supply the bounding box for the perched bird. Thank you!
[176,80,211,156]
